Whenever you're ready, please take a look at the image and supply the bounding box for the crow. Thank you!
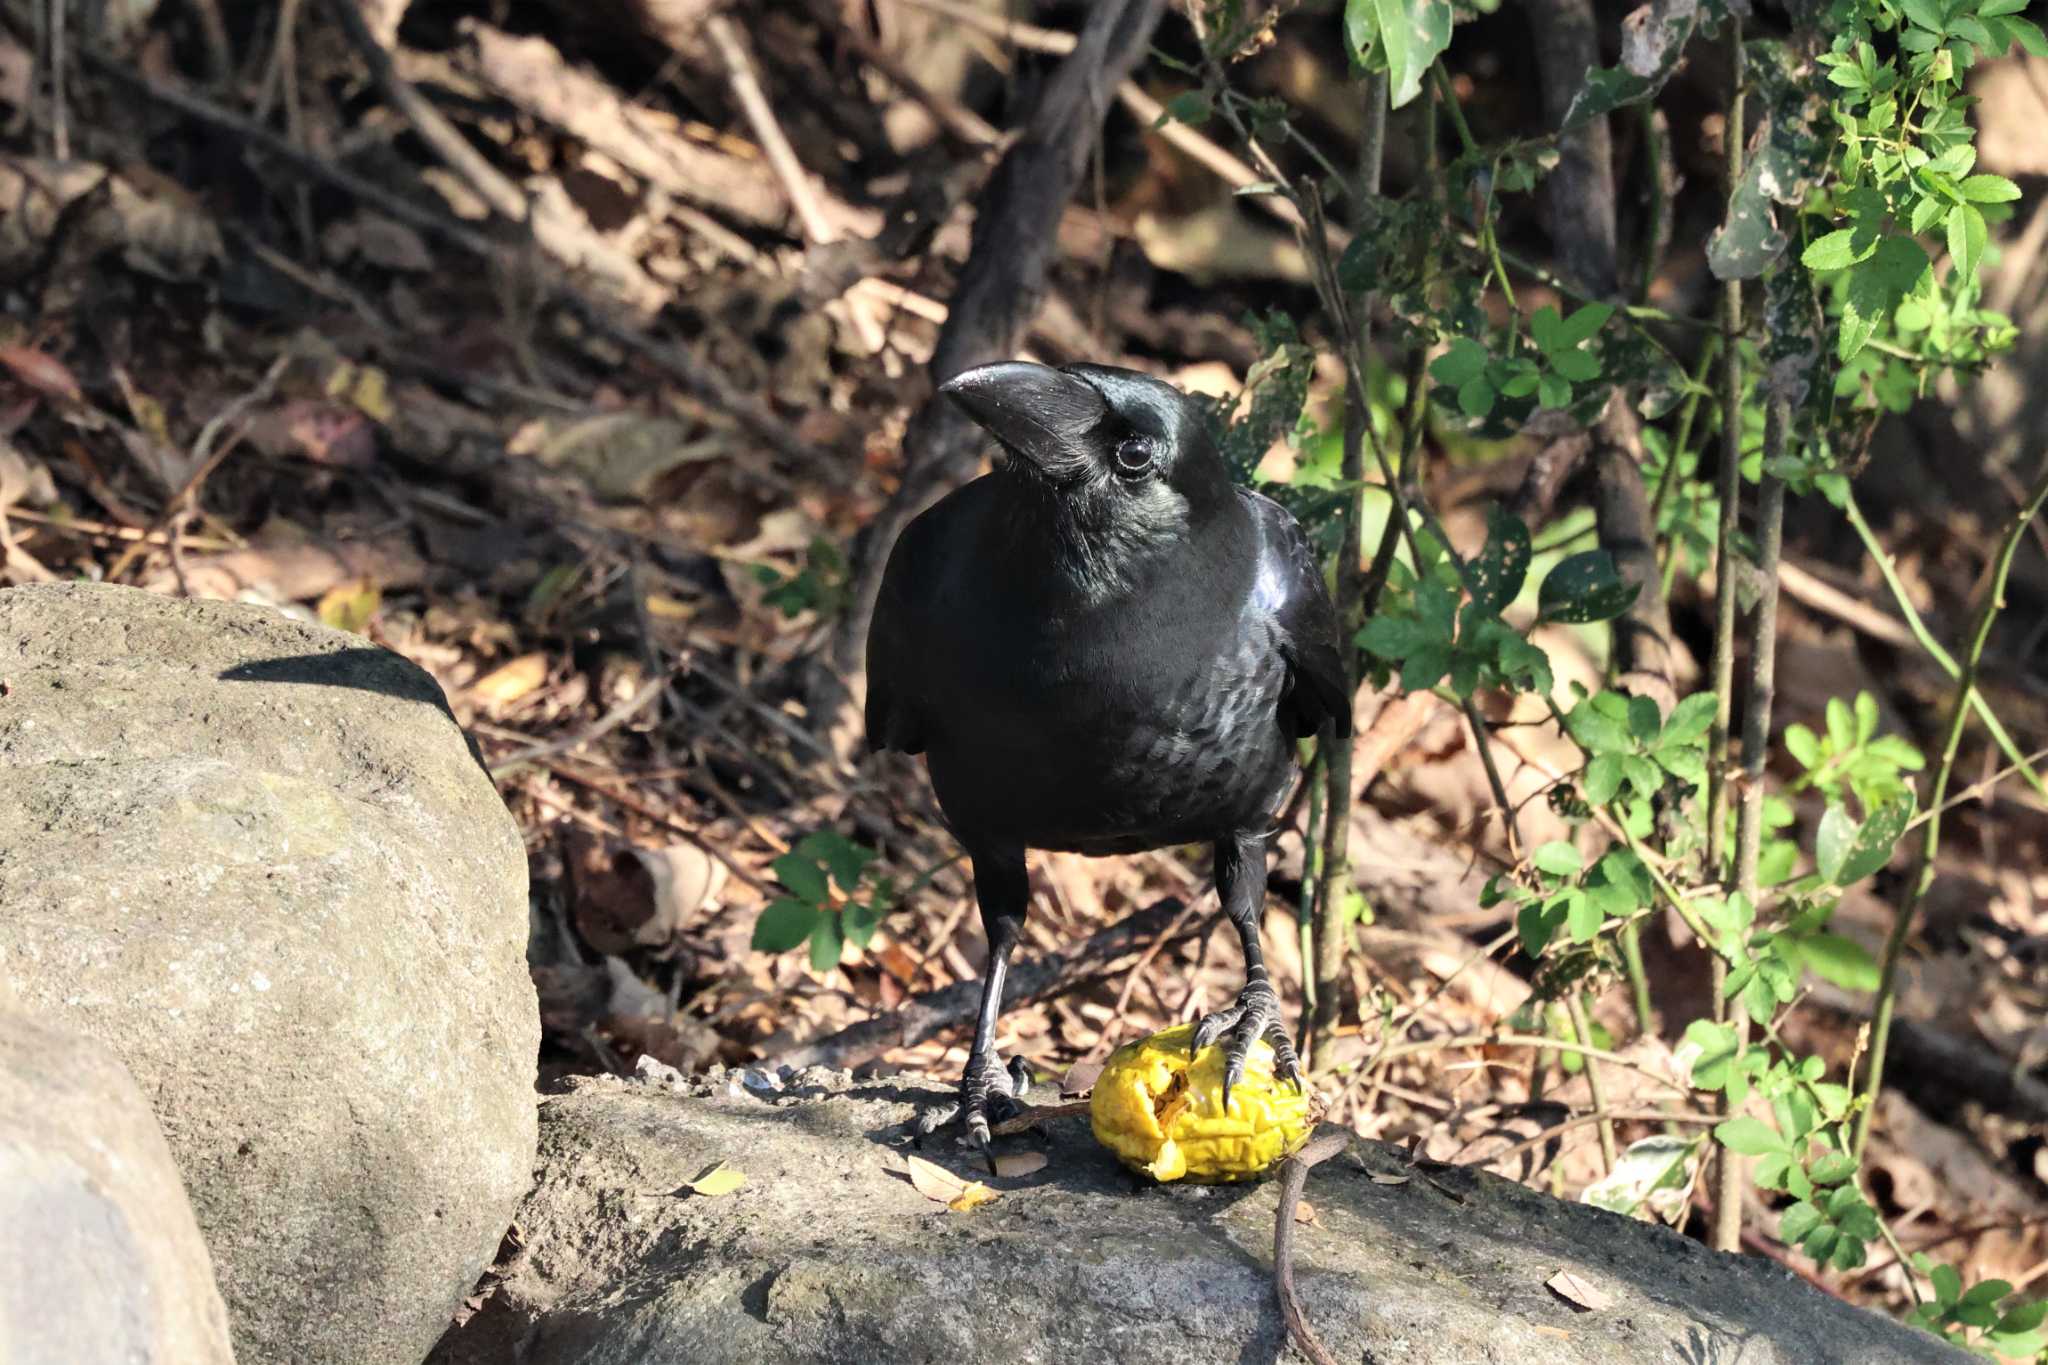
[865,360,1352,1153]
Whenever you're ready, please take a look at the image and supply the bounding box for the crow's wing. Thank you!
[1241,489,1352,739]
[864,518,927,756]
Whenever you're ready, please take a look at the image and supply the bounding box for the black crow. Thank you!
[865,361,1352,1153]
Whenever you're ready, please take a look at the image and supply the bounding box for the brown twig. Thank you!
[1274,1129,1355,1365]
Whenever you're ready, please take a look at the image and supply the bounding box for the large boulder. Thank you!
[430,1066,1965,1365]
[0,1010,237,1365]
[0,582,538,1365]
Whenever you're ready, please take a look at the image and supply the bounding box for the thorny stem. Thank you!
[1838,488,2048,800]
[1852,455,2048,1163]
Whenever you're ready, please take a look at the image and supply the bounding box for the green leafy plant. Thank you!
[750,831,891,972]
[1185,0,2044,1344]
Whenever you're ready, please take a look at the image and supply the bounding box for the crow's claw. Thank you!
[914,1052,1031,1165]
[1192,981,1300,1112]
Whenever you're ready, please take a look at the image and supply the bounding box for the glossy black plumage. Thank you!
[866,361,1350,1152]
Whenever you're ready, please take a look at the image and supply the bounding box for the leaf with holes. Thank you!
[1458,503,1532,615]
[1537,551,1640,624]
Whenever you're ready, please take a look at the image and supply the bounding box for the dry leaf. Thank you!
[1293,1200,1323,1227]
[1059,1060,1103,1097]
[686,1163,746,1198]
[1545,1270,1611,1312]
[1367,1171,1411,1186]
[0,345,82,404]
[904,1153,969,1203]
[947,1181,1000,1212]
[992,1151,1047,1178]
[317,579,381,635]
[472,653,549,706]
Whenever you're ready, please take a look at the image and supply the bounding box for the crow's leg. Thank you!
[914,844,1032,1158]
[1191,831,1302,1109]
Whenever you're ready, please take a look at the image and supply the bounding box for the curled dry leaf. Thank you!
[316,579,381,635]
[0,345,83,405]
[1545,1269,1612,1312]
[471,653,549,706]
[686,1163,746,1198]
[947,1182,1000,1212]
[1293,1199,1323,1227]
[991,1151,1047,1179]
[904,1153,1001,1212]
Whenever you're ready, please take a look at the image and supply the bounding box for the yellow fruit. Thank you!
[1090,1023,1313,1182]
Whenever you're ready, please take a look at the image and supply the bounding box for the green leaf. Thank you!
[1784,723,1821,771]
[1565,889,1603,943]
[807,911,844,972]
[1459,504,1533,615]
[1779,1201,1825,1245]
[1536,373,1573,410]
[1716,1117,1788,1156]
[2008,15,2048,56]
[1626,694,1662,744]
[1815,804,1856,884]
[1583,753,1624,805]
[799,830,875,894]
[1401,642,1452,692]
[772,852,831,905]
[1343,0,1453,109]
[1337,234,1381,292]
[1947,202,1987,279]
[1803,933,1881,992]
[1538,551,1641,624]
[1548,347,1602,383]
[1529,306,1564,353]
[1154,90,1212,128]
[1533,840,1583,876]
[1962,1279,2014,1310]
[1566,697,1632,755]
[1839,795,1915,884]
[1949,174,2015,204]
[1931,1263,1964,1306]
[1684,1019,1740,1091]
[1456,376,1497,418]
[1801,229,1867,271]
[1803,1225,1841,1263]
[1840,236,1932,361]
[1360,614,1434,659]
[1556,302,1614,347]
[1581,1135,1699,1217]
[2000,1301,2048,1333]
[1430,337,1489,386]
[1900,0,1945,32]
[1662,691,1718,745]
[1809,1151,1859,1186]
[841,900,882,949]
[752,898,823,953]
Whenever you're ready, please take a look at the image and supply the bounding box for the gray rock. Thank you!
[0,1011,237,1365]
[0,583,538,1365]
[431,1070,1965,1365]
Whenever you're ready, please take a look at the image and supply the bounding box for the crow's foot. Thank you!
[913,1053,1032,1169]
[1191,980,1302,1111]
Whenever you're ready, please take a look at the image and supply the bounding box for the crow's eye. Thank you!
[1113,438,1154,479]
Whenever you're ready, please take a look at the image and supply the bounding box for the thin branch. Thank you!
[1854,453,2048,1161]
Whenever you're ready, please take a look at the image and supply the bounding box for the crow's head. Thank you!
[940,361,1233,541]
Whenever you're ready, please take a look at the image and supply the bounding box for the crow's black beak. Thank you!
[940,362,1107,483]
